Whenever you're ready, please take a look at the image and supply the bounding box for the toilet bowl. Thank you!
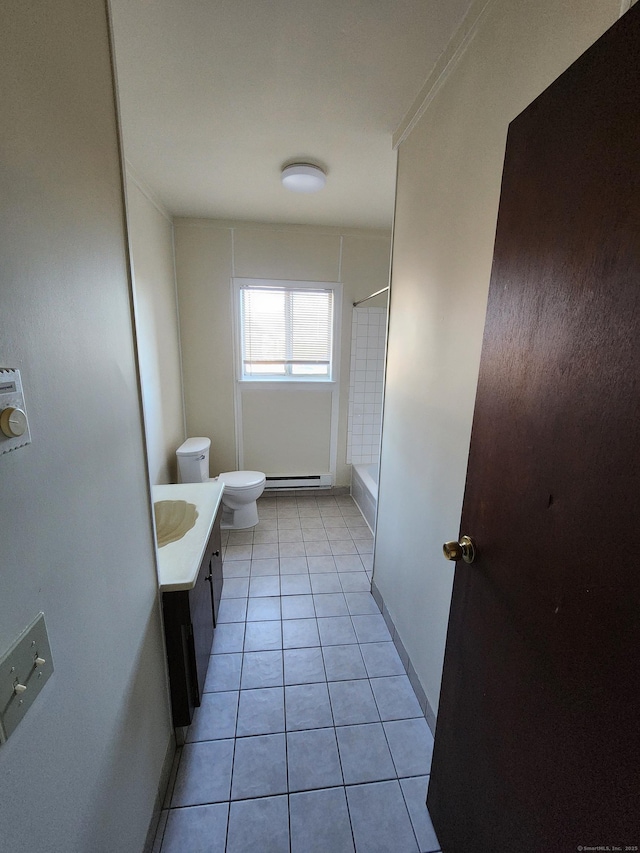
[175,437,266,530]
[217,470,265,529]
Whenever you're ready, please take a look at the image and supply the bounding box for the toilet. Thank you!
[176,437,266,530]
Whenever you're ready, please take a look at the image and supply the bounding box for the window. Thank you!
[237,280,337,381]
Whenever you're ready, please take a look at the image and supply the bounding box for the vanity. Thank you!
[152,481,224,727]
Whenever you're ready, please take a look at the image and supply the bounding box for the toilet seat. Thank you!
[218,470,265,491]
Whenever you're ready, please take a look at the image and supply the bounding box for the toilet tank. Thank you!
[176,437,211,483]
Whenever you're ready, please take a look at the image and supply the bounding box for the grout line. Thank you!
[398,775,426,853]
[281,608,293,853]
[225,622,246,818]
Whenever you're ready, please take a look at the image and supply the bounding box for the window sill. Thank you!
[237,379,337,387]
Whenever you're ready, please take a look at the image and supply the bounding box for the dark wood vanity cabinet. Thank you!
[162,507,223,727]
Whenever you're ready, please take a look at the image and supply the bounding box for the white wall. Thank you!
[126,172,185,484]
[241,387,334,475]
[174,219,391,485]
[0,3,172,851]
[375,0,621,720]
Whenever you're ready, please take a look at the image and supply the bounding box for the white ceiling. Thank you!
[110,0,473,229]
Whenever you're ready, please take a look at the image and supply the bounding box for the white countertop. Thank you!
[152,481,225,592]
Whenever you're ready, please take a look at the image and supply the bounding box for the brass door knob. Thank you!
[443,535,477,564]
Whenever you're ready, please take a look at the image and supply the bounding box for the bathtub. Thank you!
[351,462,378,532]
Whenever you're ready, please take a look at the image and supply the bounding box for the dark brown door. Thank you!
[428,7,640,851]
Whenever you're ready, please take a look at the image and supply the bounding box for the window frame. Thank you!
[233,278,342,384]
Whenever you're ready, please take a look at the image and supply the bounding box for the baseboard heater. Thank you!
[265,474,332,490]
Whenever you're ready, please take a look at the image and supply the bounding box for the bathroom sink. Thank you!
[154,500,199,548]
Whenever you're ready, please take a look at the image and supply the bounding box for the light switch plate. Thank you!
[0,613,54,744]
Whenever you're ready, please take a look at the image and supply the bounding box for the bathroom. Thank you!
[129,200,424,852]
[130,204,392,523]
[2,2,629,851]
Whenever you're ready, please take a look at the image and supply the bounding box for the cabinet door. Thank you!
[162,592,198,727]
[208,513,223,624]
[188,552,215,706]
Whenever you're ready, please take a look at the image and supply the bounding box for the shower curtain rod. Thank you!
[353,286,389,307]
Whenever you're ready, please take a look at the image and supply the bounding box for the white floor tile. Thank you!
[163,497,433,852]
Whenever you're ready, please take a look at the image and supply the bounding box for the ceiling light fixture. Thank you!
[281,163,326,193]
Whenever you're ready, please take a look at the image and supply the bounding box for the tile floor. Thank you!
[154,494,441,853]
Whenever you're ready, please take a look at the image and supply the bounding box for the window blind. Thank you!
[240,285,334,378]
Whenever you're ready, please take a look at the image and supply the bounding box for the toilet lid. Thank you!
[176,436,211,457]
[218,470,265,489]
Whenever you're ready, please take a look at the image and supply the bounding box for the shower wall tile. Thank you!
[347,307,385,465]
